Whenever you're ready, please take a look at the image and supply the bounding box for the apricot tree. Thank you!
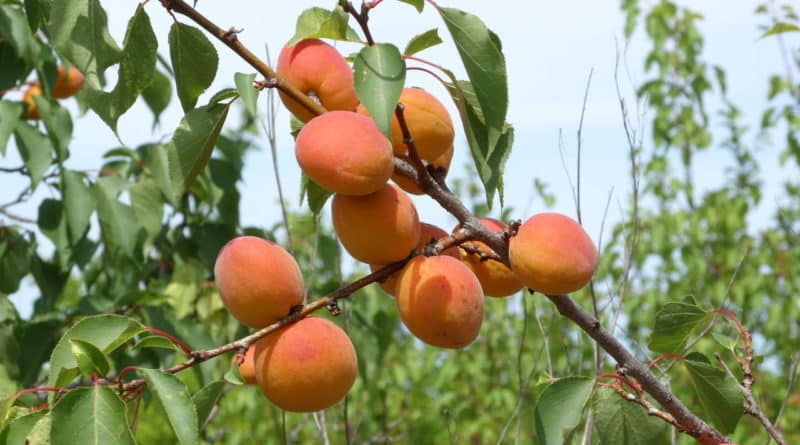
[0,0,797,444]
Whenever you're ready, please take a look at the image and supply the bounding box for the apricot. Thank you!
[214,236,305,328]
[395,255,484,349]
[22,84,42,120]
[253,317,357,412]
[458,218,525,298]
[357,87,454,162]
[392,144,454,195]
[332,184,421,265]
[238,345,257,384]
[509,213,598,295]
[52,65,85,99]
[295,111,393,195]
[277,39,358,122]
[370,222,459,296]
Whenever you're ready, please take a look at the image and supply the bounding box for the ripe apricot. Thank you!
[253,317,357,412]
[277,39,358,122]
[458,218,524,298]
[332,184,421,265]
[22,84,42,120]
[358,87,454,162]
[214,236,305,328]
[392,144,454,195]
[296,111,393,195]
[509,213,598,295]
[52,65,85,99]
[395,255,484,349]
[238,345,257,384]
[370,223,459,296]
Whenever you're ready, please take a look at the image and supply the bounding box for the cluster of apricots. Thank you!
[22,65,85,119]
[213,38,599,413]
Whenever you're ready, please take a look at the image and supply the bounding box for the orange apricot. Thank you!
[277,39,358,122]
[52,65,85,99]
[214,236,305,328]
[392,144,454,195]
[370,222,459,296]
[358,87,454,161]
[295,111,393,195]
[238,345,257,384]
[22,84,42,120]
[508,213,598,295]
[253,317,357,412]
[395,255,484,349]
[332,184,421,265]
[457,218,524,298]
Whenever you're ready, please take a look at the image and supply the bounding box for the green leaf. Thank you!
[682,352,744,434]
[69,338,112,378]
[0,411,46,445]
[437,7,507,149]
[208,87,239,105]
[132,335,182,352]
[37,199,68,260]
[397,0,424,13]
[234,72,258,118]
[49,0,121,90]
[287,6,361,45]
[14,122,53,189]
[300,173,333,217]
[169,22,218,112]
[353,43,406,138]
[48,315,144,389]
[192,381,225,426]
[141,143,176,205]
[761,22,800,38]
[51,387,135,445]
[61,170,95,244]
[22,413,49,445]
[0,5,40,64]
[130,176,164,252]
[32,98,73,162]
[166,102,230,200]
[141,369,199,445]
[0,100,23,155]
[533,377,595,445]
[592,386,667,445]
[142,69,173,129]
[89,4,157,133]
[94,177,140,259]
[404,28,442,55]
[648,299,710,353]
[0,229,31,294]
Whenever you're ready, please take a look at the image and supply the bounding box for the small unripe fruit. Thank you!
[332,184,421,265]
[458,218,524,298]
[238,345,257,384]
[395,255,484,349]
[253,317,357,412]
[214,236,305,328]
[22,84,43,120]
[52,65,85,99]
[296,111,393,195]
[277,39,358,122]
[509,213,598,295]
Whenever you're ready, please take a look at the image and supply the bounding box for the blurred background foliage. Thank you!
[0,0,798,444]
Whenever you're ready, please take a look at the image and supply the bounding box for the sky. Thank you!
[2,1,796,317]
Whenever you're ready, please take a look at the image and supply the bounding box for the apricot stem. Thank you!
[158,0,326,118]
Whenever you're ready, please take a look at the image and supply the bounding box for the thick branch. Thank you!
[547,294,731,444]
[159,0,326,118]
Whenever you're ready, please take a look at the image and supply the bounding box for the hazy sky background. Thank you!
[3,1,796,316]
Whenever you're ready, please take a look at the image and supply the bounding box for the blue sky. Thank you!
[3,1,794,316]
